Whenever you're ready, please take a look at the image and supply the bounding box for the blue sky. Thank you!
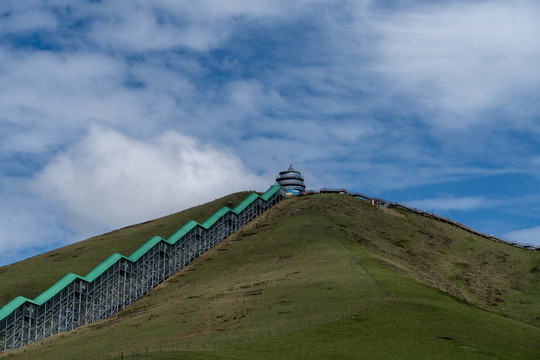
[1,0,540,266]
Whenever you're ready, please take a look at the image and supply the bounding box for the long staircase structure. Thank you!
[0,185,285,352]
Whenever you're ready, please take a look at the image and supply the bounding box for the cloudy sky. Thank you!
[1,0,539,266]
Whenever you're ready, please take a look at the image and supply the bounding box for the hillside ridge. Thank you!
[1,192,539,359]
[0,186,284,352]
[316,189,539,250]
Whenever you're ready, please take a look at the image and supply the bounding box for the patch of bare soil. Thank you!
[381,208,404,218]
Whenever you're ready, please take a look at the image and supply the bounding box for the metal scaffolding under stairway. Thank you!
[0,185,285,352]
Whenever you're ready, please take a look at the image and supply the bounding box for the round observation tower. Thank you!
[276,165,306,192]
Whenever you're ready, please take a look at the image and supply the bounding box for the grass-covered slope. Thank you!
[0,191,254,308]
[334,198,540,327]
[2,194,539,359]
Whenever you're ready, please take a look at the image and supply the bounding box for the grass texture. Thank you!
[1,193,538,359]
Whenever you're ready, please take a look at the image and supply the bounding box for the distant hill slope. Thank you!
[0,191,254,308]
[2,193,539,360]
[328,195,540,327]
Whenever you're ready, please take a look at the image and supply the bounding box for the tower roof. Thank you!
[276,164,306,192]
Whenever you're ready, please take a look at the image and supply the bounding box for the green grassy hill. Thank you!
[1,193,539,359]
[0,191,254,308]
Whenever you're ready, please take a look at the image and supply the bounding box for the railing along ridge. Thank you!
[345,192,540,251]
[0,185,285,352]
[298,189,539,250]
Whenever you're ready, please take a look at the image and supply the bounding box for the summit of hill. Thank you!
[1,192,539,359]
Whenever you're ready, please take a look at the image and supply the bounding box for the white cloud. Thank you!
[504,226,540,246]
[82,0,293,52]
[365,0,540,128]
[0,49,136,153]
[0,7,57,33]
[32,124,267,238]
[227,80,286,115]
[407,195,492,212]
[0,47,203,156]
[0,176,68,265]
[0,0,326,52]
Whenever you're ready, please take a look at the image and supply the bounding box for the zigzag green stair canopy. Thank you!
[0,185,284,351]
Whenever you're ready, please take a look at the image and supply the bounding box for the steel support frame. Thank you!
[0,189,284,352]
